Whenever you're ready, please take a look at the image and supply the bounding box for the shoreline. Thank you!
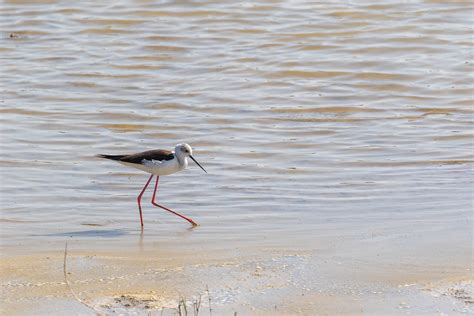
[2,246,472,315]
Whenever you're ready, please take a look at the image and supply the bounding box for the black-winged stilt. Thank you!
[97,143,207,227]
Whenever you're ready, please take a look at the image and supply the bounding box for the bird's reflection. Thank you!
[43,229,127,238]
[136,223,198,252]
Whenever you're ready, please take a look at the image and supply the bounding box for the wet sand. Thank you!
[2,223,472,315]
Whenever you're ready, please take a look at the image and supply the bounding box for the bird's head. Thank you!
[175,143,207,173]
[175,143,193,157]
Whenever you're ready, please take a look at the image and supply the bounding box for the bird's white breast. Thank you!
[119,157,185,176]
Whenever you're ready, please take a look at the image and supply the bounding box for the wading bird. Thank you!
[97,143,207,227]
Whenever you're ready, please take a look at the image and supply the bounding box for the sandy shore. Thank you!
[1,245,472,315]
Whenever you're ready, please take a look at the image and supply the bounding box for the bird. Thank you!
[97,143,207,227]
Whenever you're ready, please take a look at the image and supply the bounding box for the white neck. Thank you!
[175,151,187,167]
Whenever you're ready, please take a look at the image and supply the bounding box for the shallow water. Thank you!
[1,0,473,314]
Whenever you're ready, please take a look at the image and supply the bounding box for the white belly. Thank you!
[119,158,185,176]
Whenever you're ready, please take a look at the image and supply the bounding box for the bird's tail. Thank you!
[96,154,127,161]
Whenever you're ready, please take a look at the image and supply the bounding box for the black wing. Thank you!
[97,149,174,164]
[96,154,127,161]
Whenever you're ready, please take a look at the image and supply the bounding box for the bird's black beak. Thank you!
[190,155,207,173]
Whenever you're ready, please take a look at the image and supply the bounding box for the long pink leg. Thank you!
[137,174,154,227]
[151,176,198,226]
